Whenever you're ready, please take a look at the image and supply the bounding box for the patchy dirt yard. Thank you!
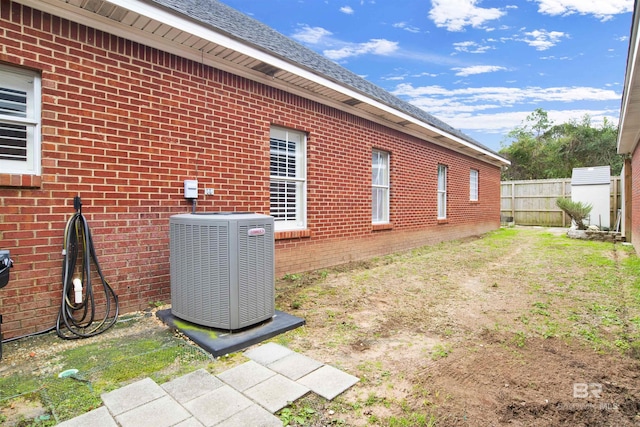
[275,227,640,426]
[2,227,639,426]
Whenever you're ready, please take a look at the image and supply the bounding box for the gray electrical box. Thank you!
[0,250,11,289]
[169,213,275,330]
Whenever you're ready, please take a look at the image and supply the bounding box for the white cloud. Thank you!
[340,6,355,14]
[324,39,399,60]
[412,72,439,77]
[533,0,633,21]
[391,84,619,131]
[429,0,506,32]
[453,40,493,54]
[292,25,333,44]
[291,25,463,66]
[521,29,567,50]
[452,65,507,76]
[390,83,620,136]
[392,83,620,146]
[393,22,421,33]
[392,84,620,107]
[540,55,574,60]
[439,109,619,136]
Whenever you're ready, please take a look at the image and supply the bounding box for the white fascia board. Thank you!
[18,0,508,165]
[105,1,507,163]
[618,3,640,155]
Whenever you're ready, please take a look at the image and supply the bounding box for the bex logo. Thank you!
[573,383,602,399]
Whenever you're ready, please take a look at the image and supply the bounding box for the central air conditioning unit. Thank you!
[169,212,275,330]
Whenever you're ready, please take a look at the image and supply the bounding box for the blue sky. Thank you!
[218,0,633,152]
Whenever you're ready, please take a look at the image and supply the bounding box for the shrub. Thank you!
[556,198,592,230]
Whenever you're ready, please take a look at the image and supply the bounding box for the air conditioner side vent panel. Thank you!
[169,213,275,330]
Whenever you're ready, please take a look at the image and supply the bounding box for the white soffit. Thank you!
[14,0,508,166]
[618,2,640,155]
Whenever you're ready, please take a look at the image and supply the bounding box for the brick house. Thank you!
[618,0,639,251]
[0,0,508,339]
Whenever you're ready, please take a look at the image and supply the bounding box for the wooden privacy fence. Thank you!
[500,178,622,227]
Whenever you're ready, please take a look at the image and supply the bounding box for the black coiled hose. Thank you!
[57,198,119,339]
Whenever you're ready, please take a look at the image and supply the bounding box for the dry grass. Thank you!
[274,227,640,426]
[2,227,639,426]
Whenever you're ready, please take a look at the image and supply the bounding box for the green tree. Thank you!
[500,108,555,180]
[500,110,622,180]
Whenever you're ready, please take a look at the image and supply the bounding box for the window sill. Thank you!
[372,222,393,231]
[437,219,449,225]
[469,200,479,204]
[275,229,312,240]
[0,174,42,188]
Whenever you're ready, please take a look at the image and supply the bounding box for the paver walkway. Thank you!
[57,343,359,427]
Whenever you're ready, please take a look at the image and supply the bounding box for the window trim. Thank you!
[470,169,479,201]
[269,126,307,231]
[437,164,447,219]
[0,63,41,176]
[372,149,390,224]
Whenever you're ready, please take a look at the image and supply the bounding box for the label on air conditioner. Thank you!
[248,228,266,236]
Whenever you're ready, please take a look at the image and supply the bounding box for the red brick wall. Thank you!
[0,0,500,339]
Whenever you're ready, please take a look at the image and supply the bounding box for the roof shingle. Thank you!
[151,0,500,156]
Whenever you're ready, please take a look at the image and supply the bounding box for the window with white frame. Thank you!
[270,126,306,230]
[437,164,447,219]
[470,169,479,201]
[372,150,390,223]
[0,64,41,175]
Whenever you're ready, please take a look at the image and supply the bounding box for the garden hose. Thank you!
[57,197,119,339]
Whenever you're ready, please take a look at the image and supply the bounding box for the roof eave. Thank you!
[618,0,640,155]
[14,0,509,166]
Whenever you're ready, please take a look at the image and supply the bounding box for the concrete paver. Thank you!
[244,341,293,365]
[59,342,360,426]
[217,360,276,392]
[56,406,118,427]
[162,368,224,404]
[183,384,254,426]
[267,351,323,380]
[173,418,205,427]
[115,395,191,427]
[214,404,282,427]
[101,377,166,416]
[298,364,360,400]
[243,373,310,413]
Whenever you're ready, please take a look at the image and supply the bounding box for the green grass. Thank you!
[388,412,437,427]
[431,343,452,360]
[0,324,213,424]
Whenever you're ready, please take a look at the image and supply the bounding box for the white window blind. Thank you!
[437,164,447,219]
[270,127,306,230]
[470,169,478,201]
[372,150,389,223]
[0,64,40,175]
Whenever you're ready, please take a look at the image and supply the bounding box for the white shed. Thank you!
[571,166,611,229]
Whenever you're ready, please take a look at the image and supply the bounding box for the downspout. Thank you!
[624,156,632,243]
